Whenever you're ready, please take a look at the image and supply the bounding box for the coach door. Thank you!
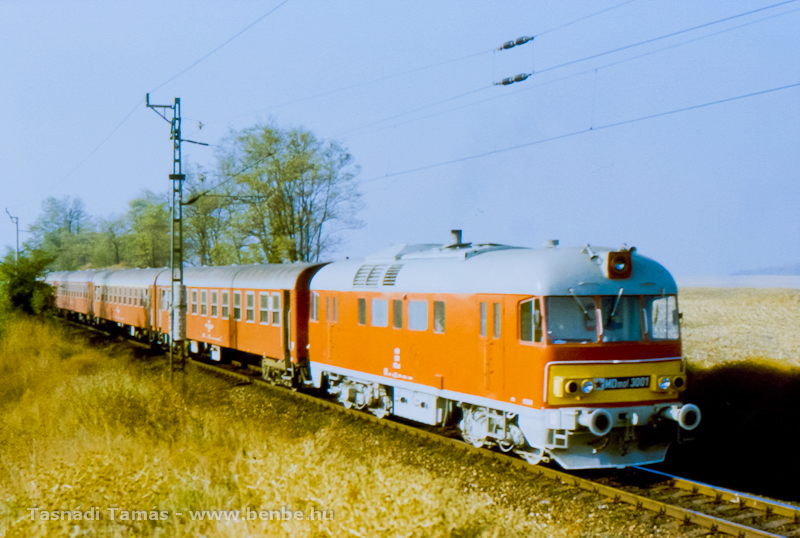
[478,296,504,398]
[283,290,291,361]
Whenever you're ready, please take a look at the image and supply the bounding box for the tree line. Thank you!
[16,122,362,271]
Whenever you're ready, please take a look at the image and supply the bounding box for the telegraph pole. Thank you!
[146,94,207,374]
[5,208,19,264]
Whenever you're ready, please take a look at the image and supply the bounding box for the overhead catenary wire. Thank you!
[24,1,292,209]
[357,81,800,185]
[337,0,800,137]
[343,5,800,141]
[148,0,292,94]
[201,1,643,126]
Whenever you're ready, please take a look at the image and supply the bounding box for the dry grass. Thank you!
[678,287,800,367]
[0,318,559,538]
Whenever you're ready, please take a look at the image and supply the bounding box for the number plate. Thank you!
[593,376,650,390]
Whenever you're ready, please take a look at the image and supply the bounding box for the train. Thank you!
[45,230,700,470]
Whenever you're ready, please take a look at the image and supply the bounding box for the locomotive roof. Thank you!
[310,243,677,296]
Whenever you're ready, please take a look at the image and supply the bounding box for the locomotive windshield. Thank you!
[645,295,679,340]
[600,295,642,342]
[545,296,597,344]
[545,294,676,343]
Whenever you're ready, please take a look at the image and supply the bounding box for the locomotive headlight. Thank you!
[581,379,594,394]
[658,377,671,390]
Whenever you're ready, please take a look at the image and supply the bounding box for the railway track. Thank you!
[60,320,800,538]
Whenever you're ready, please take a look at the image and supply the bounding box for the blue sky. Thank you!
[1,0,798,276]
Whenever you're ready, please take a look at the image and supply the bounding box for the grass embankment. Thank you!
[0,318,559,538]
[665,288,800,500]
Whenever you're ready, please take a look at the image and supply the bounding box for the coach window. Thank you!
[271,293,281,326]
[480,302,487,337]
[143,289,149,308]
[259,293,269,324]
[310,292,320,322]
[233,292,242,321]
[245,292,255,322]
[221,291,229,319]
[519,299,543,343]
[433,301,446,334]
[191,290,198,315]
[393,299,403,329]
[357,298,366,325]
[201,290,208,316]
[372,299,388,327]
[210,291,218,317]
[408,300,428,331]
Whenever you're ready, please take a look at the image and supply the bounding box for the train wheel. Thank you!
[515,447,545,466]
[459,406,489,448]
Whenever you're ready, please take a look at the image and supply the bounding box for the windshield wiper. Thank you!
[609,288,624,319]
[568,288,592,320]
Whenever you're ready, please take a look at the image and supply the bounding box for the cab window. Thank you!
[546,296,596,344]
[519,298,542,343]
[645,295,679,340]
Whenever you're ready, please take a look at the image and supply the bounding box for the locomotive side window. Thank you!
[332,296,338,322]
[325,296,330,321]
[645,295,679,340]
[546,296,597,344]
[393,299,403,329]
[600,295,642,342]
[519,299,542,342]
[259,293,270,324]
[357,298,366,325]
[271,293,281,326]
[493,302,501,338]
[211,291,218,317]
[245,292,255,322]
[221,291,229,319]
[310,292,320,322]
[201,290,208,316]
[480,302,487,337]
[433,301,445,334]
[371,299,388,327]
[233,292,242,321]
[191,289,198,315]
[408,300,428,331]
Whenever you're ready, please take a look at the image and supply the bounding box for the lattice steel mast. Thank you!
[145,94,207,373]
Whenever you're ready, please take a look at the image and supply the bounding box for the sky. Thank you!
[1,0,798,277]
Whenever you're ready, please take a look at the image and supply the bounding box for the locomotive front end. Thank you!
[513,245,700,469]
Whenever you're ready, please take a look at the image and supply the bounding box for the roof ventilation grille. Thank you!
[365,264,387,286]
[353,265,371,286]
[382,264,404,286]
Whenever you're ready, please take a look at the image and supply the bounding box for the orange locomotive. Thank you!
[46,231,699,470]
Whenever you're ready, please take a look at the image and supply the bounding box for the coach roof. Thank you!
[153,263,327,290]
[310,244,677,296]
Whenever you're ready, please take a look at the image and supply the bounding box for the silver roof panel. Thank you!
[310,245,677,296]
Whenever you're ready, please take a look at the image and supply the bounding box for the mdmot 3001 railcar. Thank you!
[46,231,699,470]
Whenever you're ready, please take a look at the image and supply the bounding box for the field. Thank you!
[679,287,800,367]
[661,287,800,499]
